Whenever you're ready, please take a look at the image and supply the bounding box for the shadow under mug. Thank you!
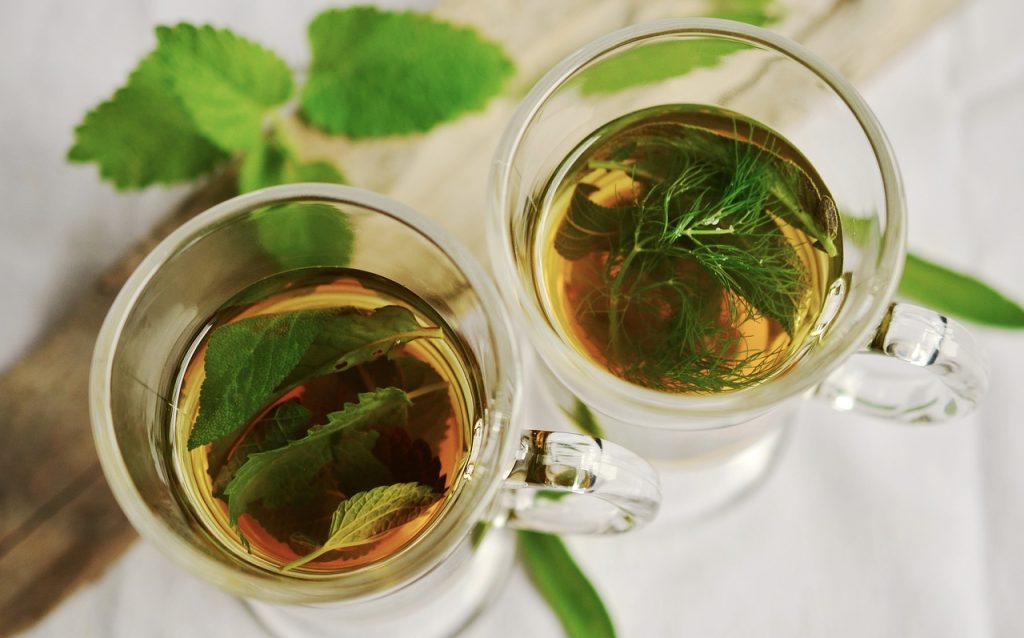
[489,19,988,516]
[90,184,660,637]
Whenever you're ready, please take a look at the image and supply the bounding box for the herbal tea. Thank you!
[536,104,842,393]
[171,268,476,574]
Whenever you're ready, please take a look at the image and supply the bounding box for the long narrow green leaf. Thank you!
[563,399,605,438]
[899,253,1024,328]
[518,531,616,638]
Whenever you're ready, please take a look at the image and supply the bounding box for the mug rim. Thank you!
[90,183,522,602]
[488,17,907,423]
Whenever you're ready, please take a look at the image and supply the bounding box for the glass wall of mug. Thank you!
[91,185,661,637]
[489,19,987,519]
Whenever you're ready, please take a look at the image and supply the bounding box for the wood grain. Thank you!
[0,177,236,637]
[0,0,960,634]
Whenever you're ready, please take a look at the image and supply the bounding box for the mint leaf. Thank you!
[395,357,452,451]
[224,388,410,526]
[239,137,345,193]
[189,305,437,448]
[301,7,513,138]
[899,253,1024,328]
[283,482,439,571]
[210,401,311,495]
[283,159,346,184]
[277,306,442,389]
[576,0,781,95]
[155,23,293,151]
[190,311,325,449]
[518,531,616,638]
[67,50,227,189]
[249,202,354,270]
[371,427,445,493]
[332,430,395,495]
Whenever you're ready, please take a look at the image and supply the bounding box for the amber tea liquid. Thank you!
[535,104,843,393]
[170,268,477,574]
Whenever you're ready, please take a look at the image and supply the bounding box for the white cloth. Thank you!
[3,0,1023,636]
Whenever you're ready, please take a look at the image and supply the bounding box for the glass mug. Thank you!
[90,184,661,637]
[489,19,988,518]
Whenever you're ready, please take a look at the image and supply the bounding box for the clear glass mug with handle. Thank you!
[489,19,988,519]
[90,184,660,637]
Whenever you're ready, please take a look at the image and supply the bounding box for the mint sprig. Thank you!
[189,305,440,449]
[69,8,513,193]
[224,388,411,525]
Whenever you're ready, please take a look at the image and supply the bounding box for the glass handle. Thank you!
[498,430,661,534]
[814,302,988,422]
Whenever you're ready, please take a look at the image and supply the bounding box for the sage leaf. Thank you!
[518,531,616,638]
[899,253,1024,328]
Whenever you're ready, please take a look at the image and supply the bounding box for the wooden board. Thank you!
[0,0,961,634]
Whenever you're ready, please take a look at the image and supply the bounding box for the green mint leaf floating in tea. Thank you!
[277,306,442,390]
[576,0,781,95]
[209,401,312,495]
[372,427,446,493]
[394,357,453,451]
[67,50,227,189]
[899,253,1024,328]
[301,6,514,138]
[518,531,616,638]
[332,430,395,496]
[224,388,411,526]
[189,311,325,449]
[154,24,293,152]
[189,305,438,448]
[284,482,439,571]
[238,135,346,193]
[546,105,839,393]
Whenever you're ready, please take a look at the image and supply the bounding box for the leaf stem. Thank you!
[406,382,449,401]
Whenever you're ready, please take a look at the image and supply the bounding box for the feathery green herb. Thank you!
[550,105,838,393]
